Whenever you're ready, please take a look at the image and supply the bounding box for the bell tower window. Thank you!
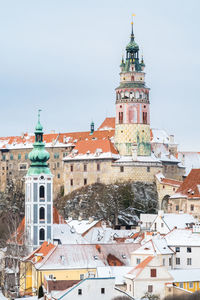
[39,228,45,241]
[119,112,123,124]
[39,207,45,221]
[143,112,147,124]
[40,186,45,199]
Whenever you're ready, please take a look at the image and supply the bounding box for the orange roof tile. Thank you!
[98,117,115,131]
[176,169,200,198]
[26,241,56,263]
[69,139,119,156]
[161,178,182,187]
[128,256,154,278]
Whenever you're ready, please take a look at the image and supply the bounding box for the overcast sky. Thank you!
[0,0,199,151]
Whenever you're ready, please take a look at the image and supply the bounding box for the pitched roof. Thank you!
[175,169,200,198]
[35,243,140,270]
[155,172,182,187]
[126,256,153,279]
[165,228,200,246]
[25,241,56,264]
[64,139,119,161]
[0,130,115,150]
[98,117,115,131]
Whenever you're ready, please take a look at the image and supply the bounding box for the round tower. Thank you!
[114,21,151,157]
[25,110,53,251]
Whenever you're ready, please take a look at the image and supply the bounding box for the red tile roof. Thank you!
[161,178,182,187]
[176,169,200,198]
[26,241,56,263]
[98,117,115,131]
[128,256,153,278]
[0,130,115,149]
[70,139,118,155]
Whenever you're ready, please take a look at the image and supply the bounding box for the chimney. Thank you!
[169,135,174,144]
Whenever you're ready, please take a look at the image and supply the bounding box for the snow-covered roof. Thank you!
[84,228,137,244]
[66,219,101,235]
[96,266,132,285]
[133,236,173,256]
[35,243,140,270]
[178,152,200,176]
[115,153,161,164]
[151,129,176,145]
[162,214,196,230]
[165,229,200,246]
[169,269,200,283]
[53,224,86,244]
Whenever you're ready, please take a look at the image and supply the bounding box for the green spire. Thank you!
[90,120,94,135]
[27,110,51,176]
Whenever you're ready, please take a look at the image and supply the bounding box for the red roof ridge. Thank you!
[128,256,154,278]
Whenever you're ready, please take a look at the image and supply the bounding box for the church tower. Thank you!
[25,111,53,251]
[114,20,151,157]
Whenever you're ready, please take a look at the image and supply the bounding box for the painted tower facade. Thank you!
[115,23,151,157]
[25,112,53,251]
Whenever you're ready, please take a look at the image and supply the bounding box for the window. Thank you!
[163,185,165,189]
[163,258,165,266]
[70,165,73,172]
[150,269,157,277]
[147,166,150,172]
[176,247,180,252]
[84,178,87,185]
[18,153,21,160]
[129,285,131,292]
[39,186,45,199]
[70,179,73,186]
[176,257,180,265]
[187,258,192,265]
[148,285,153,293]
[54,153,59,159]
[25,153,28,160]
[39,207,45,220]
[176,205,179,211]
[187,247,192,253]
[189,282,193,289]
[120,166,124,173]
[101,288,105,294]
[10,154,13,160]
[97,163,100,171]
[57,162,60,168]
[119,112,123,124]
[2,155,6,161]
[143,112,147,124]
[161,223,164,228]
[57,173,60,179]
[84,164,87,172]
[180,282,183,289]
[80,274,84,280]
[78,289,82,295]
[19,163,28,170]
[169,258,172,266]
[136,258,141,265]
[190,204,194,211]
[39,228,45,241]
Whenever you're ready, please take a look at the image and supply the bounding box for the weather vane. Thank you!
[132,13,136,25]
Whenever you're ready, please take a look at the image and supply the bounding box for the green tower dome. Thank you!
[27,110,51,176]
[126,40,139,52]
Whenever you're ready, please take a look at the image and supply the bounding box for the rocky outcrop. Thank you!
[56,182,158,226]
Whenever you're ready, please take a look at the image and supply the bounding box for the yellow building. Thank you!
[169,269,200,295]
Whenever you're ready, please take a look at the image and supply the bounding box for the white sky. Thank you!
[0,0,199,151]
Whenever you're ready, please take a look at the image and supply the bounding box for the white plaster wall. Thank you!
[59,278,116,300]
[171,246,200,269]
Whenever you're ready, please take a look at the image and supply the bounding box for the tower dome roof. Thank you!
[126,40,139,52]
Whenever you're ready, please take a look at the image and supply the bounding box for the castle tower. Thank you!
[114,21,151,157]
[25,111,53,251]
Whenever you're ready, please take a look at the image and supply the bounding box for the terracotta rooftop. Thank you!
[127,256,153,279]
[98,117,115,131]
[161,178,182,187]
[70,139,118,155]
[44,278,80,293]
[176,169,200,198]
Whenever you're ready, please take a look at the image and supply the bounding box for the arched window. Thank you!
[131,76,134,81]
[40,186,45,199]
[39,228,45,241]
[39,207,45,220]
